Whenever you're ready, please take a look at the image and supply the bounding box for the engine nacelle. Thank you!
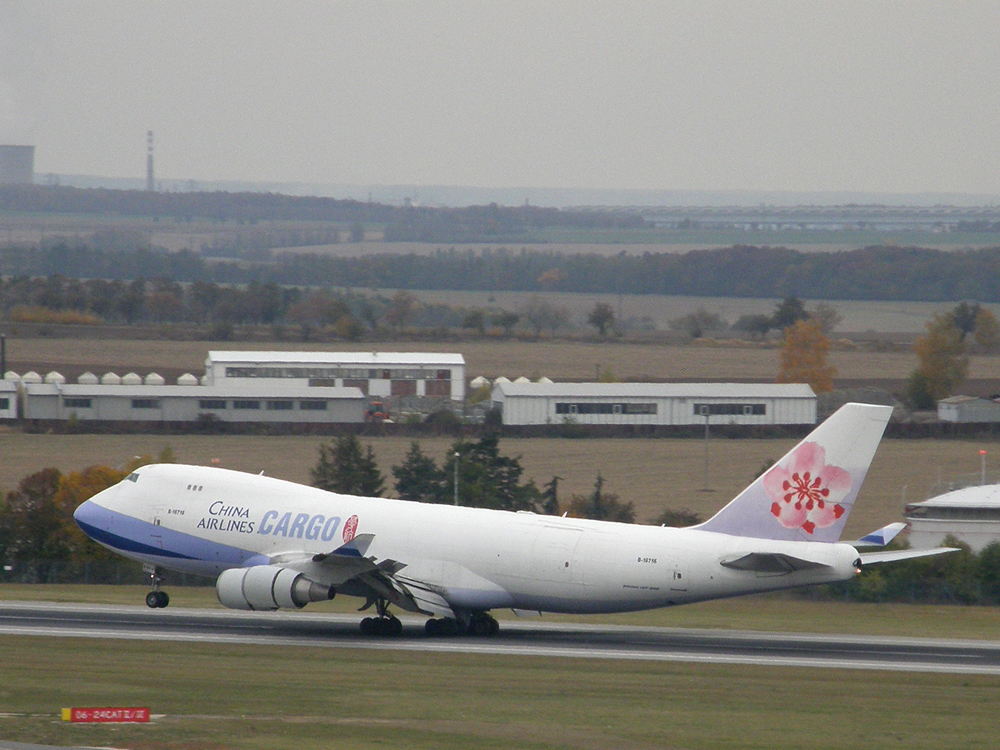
[216,566,335,611]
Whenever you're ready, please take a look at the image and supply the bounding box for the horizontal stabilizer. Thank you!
[720,552,830,574]
[860,547,960,565]
[849,522,907,547]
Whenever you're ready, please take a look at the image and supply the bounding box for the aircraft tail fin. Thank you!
[696,402,893,543]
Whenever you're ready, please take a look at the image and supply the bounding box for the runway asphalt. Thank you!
[3,600,1000,675]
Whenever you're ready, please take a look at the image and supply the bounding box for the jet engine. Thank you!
[216,566,335,611]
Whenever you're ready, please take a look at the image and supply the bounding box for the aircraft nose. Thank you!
[73,498,102,531]
[74,485,119,532]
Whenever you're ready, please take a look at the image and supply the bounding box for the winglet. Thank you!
[313,533,375,562]
[696,403,893,543]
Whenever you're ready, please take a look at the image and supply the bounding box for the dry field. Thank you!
[9,333,1000,383]
[1,429,995,540]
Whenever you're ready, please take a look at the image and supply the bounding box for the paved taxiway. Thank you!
[2,600,1000,675]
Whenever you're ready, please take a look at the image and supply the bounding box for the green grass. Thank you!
[3,585,999,748]
[0,634,996,749]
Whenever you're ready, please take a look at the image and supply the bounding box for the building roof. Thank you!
[492,382,816,399]
[207,351,465,366]
[939,395,996,405]
[0,380,16,393]
[23,383,366,399]
[907,484,1000,509]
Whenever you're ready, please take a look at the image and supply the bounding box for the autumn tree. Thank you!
[0,469,66,578]
[775,319,837,393]
[908,313,968,408]
[973,307,1000,352]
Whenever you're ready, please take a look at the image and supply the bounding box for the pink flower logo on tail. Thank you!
[762,442,851,534]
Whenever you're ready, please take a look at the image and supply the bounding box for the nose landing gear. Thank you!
[143,564,169,608]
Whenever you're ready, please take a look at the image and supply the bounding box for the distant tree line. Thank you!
[0,185,645,240]
[6,240,1000,301]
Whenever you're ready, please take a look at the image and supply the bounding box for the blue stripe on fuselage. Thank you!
[74,501,262,568]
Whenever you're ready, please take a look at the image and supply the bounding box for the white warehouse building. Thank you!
[0,379,16,419]
[23,382,366,424]
[206,351,465,401]
[491,382,817,426]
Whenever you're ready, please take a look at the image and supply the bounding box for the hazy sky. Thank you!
[3,1,1000,195]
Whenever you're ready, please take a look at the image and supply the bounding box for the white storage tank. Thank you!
[101,372,121,385]
[3,371,19,381]
[21,370,42,384]
[44,371,65,384]
[177,373,199,386]
[145,372,166,386]
[121,372,143,386]
[470,376,490,389]
[77,371,99,385]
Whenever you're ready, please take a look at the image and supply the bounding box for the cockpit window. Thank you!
[126,472,139,483]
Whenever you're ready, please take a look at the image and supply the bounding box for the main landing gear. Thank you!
[359,598,402,636]
[425,611,499,637]
[143,564,170,609]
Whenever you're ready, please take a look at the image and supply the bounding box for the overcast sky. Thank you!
[3,1,999,197]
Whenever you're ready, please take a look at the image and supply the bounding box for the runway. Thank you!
[3,600,1000,675]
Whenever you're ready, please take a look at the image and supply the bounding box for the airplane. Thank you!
[73,402,955,637]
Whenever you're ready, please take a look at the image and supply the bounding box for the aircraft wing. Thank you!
[859,547,960,565]
[269,534,455,618]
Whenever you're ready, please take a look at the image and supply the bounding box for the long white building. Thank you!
[22,382,366,424]
[491,382,817,426]
[205,351,465,401]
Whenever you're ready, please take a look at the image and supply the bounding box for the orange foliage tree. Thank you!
[776,319,836,393]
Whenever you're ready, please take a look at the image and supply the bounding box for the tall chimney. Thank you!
[146,131,155,192]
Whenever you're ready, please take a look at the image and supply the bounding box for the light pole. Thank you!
[981,449,987,485]
[453,452,460,506]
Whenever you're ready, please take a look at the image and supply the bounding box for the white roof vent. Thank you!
[44,371,66,384]
[121,372,143,386]
[144,372,166,386]
[21,370,43,384]
[514,376,531,384]
[493,376,511,385]
[177,373,199,386]
[470,376,490,389]
[537,376,554,384]
[77,371,99,385]
[101,372,121,385]
[3,371,19,382]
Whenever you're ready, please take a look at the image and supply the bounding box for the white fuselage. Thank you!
[77,463,860,615]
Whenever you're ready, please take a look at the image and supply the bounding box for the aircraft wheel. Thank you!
[157,591,170,608]
[385,615,402,637]
[488,617,500,636]
[145,591,160,609]
[360,617,377,635]
[425,618,440,636]
[471,615,492,637]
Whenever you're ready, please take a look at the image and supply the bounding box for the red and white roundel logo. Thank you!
[343,515,359,543]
